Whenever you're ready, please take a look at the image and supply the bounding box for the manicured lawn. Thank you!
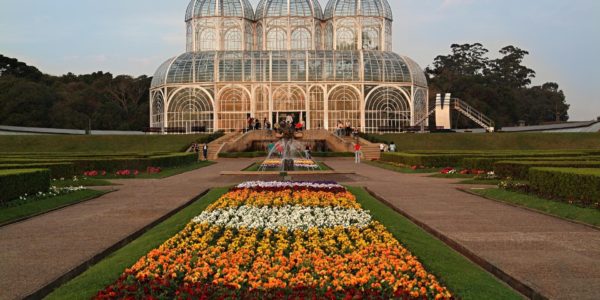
[0,189,107,226]
[0,135,216,154]
[52,178,115,187]
[458,178,502,185]
[469,188,600,228]
[46,188,228,300]
[243,161,332,171]
[349,187,522,300]
[365,160,439,174]
[370,132,600,151]
[104,161,215,179]
[430,173,475,179]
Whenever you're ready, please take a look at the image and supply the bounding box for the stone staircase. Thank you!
[205,131,243,160]
[338,135,381,161]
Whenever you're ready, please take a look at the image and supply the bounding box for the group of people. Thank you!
[335,121,357,137]
[246,117,271,132]
[379,141,397,153]
[191,142,209,160]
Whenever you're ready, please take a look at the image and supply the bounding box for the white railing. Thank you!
[452,99,495,132]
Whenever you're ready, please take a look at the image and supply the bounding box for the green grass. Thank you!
[0,189,107,226]
[96,161,215,179]
[469,188,600,227]
[430,173,475,179]
[349,187,522,300]
[52,178,115,187]
[368,132,600,151]
[365,160,439,174]
[46,188,229,300]
[243,162,332,171]
[458,179,502,185]
[0,135,212,154]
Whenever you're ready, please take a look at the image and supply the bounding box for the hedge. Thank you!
[0,163,74,179]
[0,153,197,174]
[0,169,51,204]
[381,153,476,168]
[529,168,600,207]
[463,156,600,171]
[494,161,600,179]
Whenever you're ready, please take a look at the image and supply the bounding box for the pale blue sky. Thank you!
[1,0,598,120]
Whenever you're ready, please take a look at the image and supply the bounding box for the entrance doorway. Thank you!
[273,111,306,128]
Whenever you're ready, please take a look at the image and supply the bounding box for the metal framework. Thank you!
[151,0,428,133]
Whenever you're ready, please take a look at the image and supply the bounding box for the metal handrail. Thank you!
[452,99,495,129]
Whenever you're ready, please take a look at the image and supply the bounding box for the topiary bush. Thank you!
[0,169,51,204]
[529,167,600,208]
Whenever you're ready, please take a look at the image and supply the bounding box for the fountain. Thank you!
[258,123,321,172]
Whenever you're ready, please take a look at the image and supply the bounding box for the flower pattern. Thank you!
[95,181,453,299]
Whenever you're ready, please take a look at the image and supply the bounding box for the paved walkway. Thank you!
[326,159,600,300]
[0,159,249,300]
[1,158,599,299]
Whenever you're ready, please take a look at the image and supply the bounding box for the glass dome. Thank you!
[255,0,324,19]
[185,0,255,21]
[151,50,427,88]
[324,0,393,20]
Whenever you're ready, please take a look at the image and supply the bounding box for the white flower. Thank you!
[192,205,371,231]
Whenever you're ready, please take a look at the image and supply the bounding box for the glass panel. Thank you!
[365,87,411,133]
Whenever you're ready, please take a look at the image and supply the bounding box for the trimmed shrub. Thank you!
[381,153,470,168]
[0,163,74,179]
[68,153,197,173]
[495,161,600,179]
[0,169,51,203]
[463,156,600,171]
[529,168,600,207]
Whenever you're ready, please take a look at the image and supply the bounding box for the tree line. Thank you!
[427,43,569,128]
[0,55,150,131]
[0,43,570,131]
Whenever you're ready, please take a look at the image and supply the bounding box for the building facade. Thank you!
[150,0,428,133]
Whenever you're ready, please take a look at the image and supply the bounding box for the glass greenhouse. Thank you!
[150,0,428,133]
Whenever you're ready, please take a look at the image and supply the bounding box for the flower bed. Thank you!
[95,181,453,299]
[259,159,320,170]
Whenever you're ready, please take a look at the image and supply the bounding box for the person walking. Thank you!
[202,143,208,161]
[354,143,362,164]
[389,141,396,152]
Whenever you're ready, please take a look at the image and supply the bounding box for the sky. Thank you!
[1,0,599,120]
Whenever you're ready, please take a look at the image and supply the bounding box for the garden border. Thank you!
[0,189,114,228]
[459,188,600,232]
[364,187,546,300]
[23,189,210,300]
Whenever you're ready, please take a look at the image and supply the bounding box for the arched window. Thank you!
[198,29,217,51]
[167,88,214,133]
[336,27,356,50]
[151,92,165,129]
[365,87,411,133]
[217,87,251,131]
[291,28,311,50]
[267,28,287,50]
[362,27,380,50]
[186,23,193,52]
[309,86,324,129]
[328,85,361,130]
[413,88,428,125]
[224,28,243,51]
[272,86,306,112]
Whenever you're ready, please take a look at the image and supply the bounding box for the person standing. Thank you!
[379,143,385,153]
[389,141,396,152]
[202,143,208,161]
[354,143,362,164]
